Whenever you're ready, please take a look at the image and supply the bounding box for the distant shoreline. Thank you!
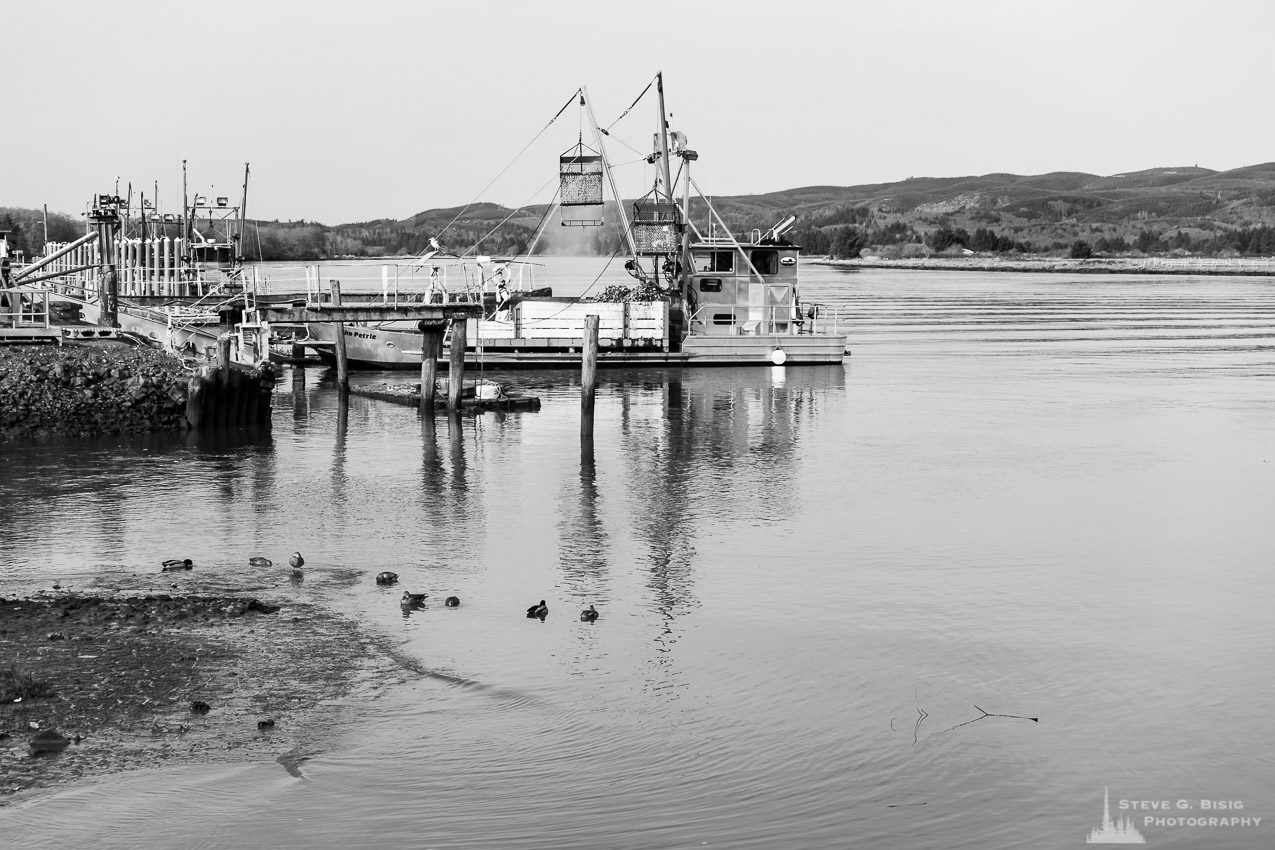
[816,256,1275,277]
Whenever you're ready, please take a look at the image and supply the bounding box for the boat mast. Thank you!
[654,71,674,202]
[181,160,190,272]
[582,86,637,258]
[238,162,250,263]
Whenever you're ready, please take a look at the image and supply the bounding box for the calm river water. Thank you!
[2,261,1273,848]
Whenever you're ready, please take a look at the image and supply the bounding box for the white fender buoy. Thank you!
[770,348,787,366]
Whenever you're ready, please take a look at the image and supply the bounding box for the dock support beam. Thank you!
[330,280,349,394]
[447,317,466,410]
[420,324,442,412]
[581,313,598,435]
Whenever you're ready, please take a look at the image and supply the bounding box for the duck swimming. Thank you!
[289,552,305,569]
[401,591,428,607]
[526,600,548,620]
[161,559,193,572]
[444,596,460,607]
[376,571,399,586]
[249,557,272,568]
[580,605,599,623]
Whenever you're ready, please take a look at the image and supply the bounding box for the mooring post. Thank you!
[420,323,441,412]
[258,318,271,366]
[447,317,467,410]
[330,280,349,393]
[217,333,233,372]
[185,373,206,430]
[581,313,599,435]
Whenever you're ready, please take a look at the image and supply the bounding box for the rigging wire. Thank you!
[432,88,582,247]
[603,74,656,134]
[462,174,561,259]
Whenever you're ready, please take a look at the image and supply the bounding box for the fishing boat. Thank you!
[12,163,255,361]
[303,73,847,369]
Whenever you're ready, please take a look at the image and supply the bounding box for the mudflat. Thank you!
[1,585,391,804]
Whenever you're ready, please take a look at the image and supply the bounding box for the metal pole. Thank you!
[12,232,98,281]
[655,72,674,201]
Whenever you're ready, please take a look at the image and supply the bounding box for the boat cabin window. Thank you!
[697,251,734,273]
[698,278,723,293]
[749,249,779,276]
[712,312,735,326]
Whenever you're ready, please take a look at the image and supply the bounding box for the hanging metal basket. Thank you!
[631,197,682,255]
[560,142,604,207]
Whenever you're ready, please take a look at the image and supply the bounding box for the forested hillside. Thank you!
[10,162,1275,262]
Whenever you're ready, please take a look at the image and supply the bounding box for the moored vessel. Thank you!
[303,73,847,369]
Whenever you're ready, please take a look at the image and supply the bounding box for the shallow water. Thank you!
[2,264,1274,848]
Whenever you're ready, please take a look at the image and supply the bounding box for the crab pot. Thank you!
[560,154,604,206]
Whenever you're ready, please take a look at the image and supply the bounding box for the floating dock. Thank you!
[350,382,541,413]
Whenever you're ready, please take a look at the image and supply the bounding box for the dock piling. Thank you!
[420,323,442,412]
[581,313,599,434]
[330,280,349,393]
[447,318,467,410]
[217,333,233,371]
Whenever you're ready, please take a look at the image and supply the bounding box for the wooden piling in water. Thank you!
[420,324,441,412]
[331,280,349,393]
[217,334,233,370]
[182,362,275,431]
[581,313,599,435]
[447,318,467,410]
[185,373,206,429]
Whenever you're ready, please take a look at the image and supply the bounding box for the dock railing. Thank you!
[1,288,52,328]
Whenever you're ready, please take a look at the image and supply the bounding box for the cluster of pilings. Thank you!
[184,337,277,430]
[40,237,199,297]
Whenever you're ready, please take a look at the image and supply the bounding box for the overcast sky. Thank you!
[7,0,1274,224]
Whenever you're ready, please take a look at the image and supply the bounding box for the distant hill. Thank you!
[10,163,1275,262]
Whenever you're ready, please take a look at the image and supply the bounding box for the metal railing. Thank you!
[1,288,52,328]
[686,302,842,336]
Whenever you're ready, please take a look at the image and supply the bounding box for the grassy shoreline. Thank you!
[817,257,1275,276]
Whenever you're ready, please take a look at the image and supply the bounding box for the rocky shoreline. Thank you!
[0,346,191,441]
[0,581,395,805]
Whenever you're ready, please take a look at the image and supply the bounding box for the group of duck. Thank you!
[376,570,460,609]
[162,554,601,624]
[380,574,600,623]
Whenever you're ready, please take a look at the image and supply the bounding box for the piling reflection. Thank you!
[616,365,846,677]
[332,392,349,500]
[556,426,610,598]
[290,365,309,421]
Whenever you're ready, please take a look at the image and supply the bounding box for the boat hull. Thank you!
[303,321,846,369]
